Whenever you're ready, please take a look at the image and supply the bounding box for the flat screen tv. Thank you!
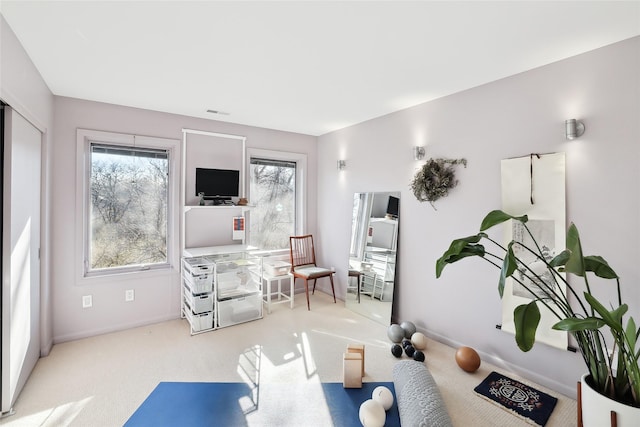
[386,195,399,218]
[195,168,240,201]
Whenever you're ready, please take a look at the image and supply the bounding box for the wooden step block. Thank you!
[343,352,363,388]
[347,343,365,377]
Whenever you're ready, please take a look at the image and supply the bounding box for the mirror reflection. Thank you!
[346,192,399,325]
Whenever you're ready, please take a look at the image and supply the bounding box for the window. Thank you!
[350,192,372,259]
[247,150,306,250]
[77,130,178,278]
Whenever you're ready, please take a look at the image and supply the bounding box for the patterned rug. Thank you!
[474,371,558,426]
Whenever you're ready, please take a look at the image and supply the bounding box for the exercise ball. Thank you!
[390,344,403,358]
[387,324,404,343]
[400,321,416,338]
[411,332,427,350]
[413,350,425,363]
[401,338,412,348]
[372,386,394,411]
[455,346,481,373]
[404,345,416,358]
[359,399,385,427]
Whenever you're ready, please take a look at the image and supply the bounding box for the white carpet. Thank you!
[0,292,576,426]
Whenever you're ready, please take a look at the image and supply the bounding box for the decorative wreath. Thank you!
[411,158,467,208]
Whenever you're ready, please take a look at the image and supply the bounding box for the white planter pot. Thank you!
[581,373,640,427]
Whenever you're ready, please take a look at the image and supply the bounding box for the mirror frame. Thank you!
[345,191,399,325]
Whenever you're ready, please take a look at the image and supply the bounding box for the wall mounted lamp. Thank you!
[337,160,346,171]
[413,146,426,160]
[565,119,585,140]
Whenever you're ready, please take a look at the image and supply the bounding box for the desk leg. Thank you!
[266,278,272,314]
[290,274,295,308]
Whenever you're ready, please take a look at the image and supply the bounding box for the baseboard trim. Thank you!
[52,313,179,345]
[423,328,577,399]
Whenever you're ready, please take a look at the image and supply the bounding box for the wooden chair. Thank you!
[289,234,336,310]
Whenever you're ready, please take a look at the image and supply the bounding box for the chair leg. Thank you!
[312,278,317,294]
[329,275,336,303]
[304,278,310,310]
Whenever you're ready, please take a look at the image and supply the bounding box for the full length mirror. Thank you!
[346,192,399,325]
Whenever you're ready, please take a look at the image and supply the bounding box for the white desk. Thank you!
[183,244,259,258]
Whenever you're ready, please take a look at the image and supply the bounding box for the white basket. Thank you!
[263,261,291,277]
[183,257,214,276]
[184,306,214,332]
[183,289,213,314]
[218,294,262,328]
[183,272,213,294]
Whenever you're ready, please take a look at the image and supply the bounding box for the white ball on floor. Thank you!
[372,386,394,411]
[411,332,428,350]
[359,399,386,427]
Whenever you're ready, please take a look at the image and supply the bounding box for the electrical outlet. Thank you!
[125,289,135,302]
[82,295,93,308]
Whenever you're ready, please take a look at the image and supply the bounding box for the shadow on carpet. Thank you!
[124,381,400,427]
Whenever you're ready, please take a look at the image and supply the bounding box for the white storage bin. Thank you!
[183,289,213,314]
[216,271,242,292]
[183,271,213,294]
[184,307,214,332]
[218,294,262,328]
[183,257,214,276]
[263,261,291,277]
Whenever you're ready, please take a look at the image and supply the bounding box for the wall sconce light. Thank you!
[413,146,426,160]
[565,119,585,140]
[337,160,346,170]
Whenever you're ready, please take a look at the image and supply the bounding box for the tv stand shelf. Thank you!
[183,205,252,213]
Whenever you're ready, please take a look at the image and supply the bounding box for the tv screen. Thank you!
[386,196,399,218]
[195,168,240,199]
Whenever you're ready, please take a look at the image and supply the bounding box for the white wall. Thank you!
[317,36,640,398]
[0,15,54,355]
[51,97,317,342]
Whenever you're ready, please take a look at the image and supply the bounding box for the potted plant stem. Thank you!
[436,210,639,425]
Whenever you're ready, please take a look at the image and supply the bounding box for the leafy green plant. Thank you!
[436,210,640,407]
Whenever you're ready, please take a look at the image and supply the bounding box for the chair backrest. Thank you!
[289,234,317,268]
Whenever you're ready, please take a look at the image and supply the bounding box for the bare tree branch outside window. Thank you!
[249,159,295,250]
[89,144,168,270]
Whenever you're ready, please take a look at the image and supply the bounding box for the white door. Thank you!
[1,106,41,414]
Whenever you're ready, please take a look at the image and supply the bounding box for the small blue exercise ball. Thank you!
[413,350,425,362]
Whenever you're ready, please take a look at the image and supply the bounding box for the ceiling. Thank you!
[1,1,639,136]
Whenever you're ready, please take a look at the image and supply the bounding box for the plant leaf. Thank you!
[583,255,619,279]
[553,317,605,331]
[625,317,638,355]
[548,250,570,267]
[514,302,540,352]
[480,210,528,231]
[584,293,627,333]
[564,223,585,276]
[435,234,486,278]
[498,243,518,298]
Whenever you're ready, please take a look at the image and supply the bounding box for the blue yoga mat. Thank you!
[124,381,400,427]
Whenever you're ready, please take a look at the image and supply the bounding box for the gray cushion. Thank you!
[393,360,453,427]
[292,265,333,279]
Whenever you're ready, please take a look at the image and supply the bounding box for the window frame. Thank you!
[76,129,180,280]
[246,148,307,249]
